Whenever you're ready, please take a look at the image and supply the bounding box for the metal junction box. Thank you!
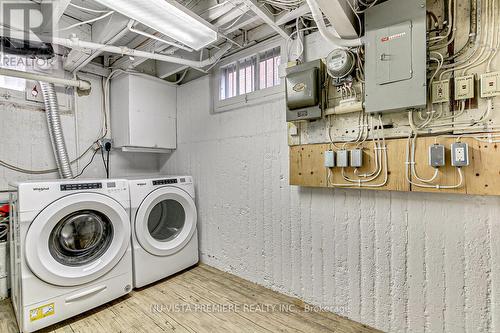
[286,60,325,121]
[364,0,427,113]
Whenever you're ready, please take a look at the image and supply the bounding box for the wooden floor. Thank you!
[0,264,382,333]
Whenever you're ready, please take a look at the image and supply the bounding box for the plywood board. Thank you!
[289,134,500,196]
[325,139,409,192]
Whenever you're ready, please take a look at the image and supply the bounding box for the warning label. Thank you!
[29,303,55,322]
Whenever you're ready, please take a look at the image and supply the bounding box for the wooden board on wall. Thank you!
[289,135,500,196]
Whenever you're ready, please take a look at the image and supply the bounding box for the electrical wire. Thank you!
[58,11,115,32]
[73,148,99,179]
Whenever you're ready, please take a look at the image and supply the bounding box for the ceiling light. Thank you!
[93,0,218,50]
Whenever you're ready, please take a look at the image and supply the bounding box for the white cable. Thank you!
[58,11,114,32]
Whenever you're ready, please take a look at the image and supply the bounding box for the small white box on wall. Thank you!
[110,73,177,153]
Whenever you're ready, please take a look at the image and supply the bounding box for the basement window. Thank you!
[219,46,281,101]
[0,54,26,91]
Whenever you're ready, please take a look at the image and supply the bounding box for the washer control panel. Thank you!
[60,182,102,191]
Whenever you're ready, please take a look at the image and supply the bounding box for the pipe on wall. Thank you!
[0,68,91,90]
[39,82,74,179]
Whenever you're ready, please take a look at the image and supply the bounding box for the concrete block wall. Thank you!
[162,75,500,333]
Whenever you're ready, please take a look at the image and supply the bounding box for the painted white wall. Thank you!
[0,73,162,199]
[162,75,500,333]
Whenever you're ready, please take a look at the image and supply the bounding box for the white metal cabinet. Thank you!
[110,74,177,152]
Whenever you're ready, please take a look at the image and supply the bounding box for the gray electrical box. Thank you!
[286,60,325,121]
[336,150,349,168]
[350,149,363,168]
[429,144,445,168]
[364,0,427,113]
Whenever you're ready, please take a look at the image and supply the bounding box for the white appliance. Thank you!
[110,73,177,153]
[9,179,133,333]
[128,176,198,288]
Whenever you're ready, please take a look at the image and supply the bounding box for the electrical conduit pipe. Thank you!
[305,0,364,47]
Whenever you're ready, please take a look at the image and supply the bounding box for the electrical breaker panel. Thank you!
[364,0,427,113]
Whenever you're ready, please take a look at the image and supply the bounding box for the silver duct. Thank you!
[39,82,74,179]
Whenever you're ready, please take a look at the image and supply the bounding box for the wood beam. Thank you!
[239,0,289,39]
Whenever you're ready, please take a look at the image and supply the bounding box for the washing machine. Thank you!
[128,176,198,288]
[9,179,133,332]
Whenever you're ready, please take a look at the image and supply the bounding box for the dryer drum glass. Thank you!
[148,199,186,242]
[49,210,114,267]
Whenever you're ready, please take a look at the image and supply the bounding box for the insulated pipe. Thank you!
[0,68,91,90]
[52,36,232,69]
[40,82,74,179]
[305,0,364,47]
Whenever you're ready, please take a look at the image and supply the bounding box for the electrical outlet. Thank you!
[429,144,445,167]
[454,75,475,100]
[350,149,363,168]
[99,139,113,151]
[451,142,469,167]
[480,72,500,98]
[336,150,349,168]
[432,80,450,103]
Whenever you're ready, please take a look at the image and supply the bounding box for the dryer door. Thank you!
[135,187,197,256]
[25,193,130,287]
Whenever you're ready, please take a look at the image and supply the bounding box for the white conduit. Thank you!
[52,36,232,69]
[40,82,74,179]
[0,67,91,90]
[305,0,364,47]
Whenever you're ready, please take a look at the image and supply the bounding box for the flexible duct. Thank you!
[40,82,74,179]
[305,0,364,47]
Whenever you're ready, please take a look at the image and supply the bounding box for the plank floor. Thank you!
[0,264,382,333]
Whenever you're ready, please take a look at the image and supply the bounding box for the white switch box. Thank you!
[432,80,450,103]
[454,75,475,100]
[336,150,349,168]
[350,149,363,168]
[480,72,500,98]
[324,150,335,168]
[451,142,469,167]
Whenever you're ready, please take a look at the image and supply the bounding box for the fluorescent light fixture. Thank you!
[93,0,218,50]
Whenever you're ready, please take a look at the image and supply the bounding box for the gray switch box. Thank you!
[324,150,335,168]
[451,142,469,167]
[350,149,363,168]
[286,60,325,121]
[364,0,427,113]
[429,144,445,168]
[336,150,349,168]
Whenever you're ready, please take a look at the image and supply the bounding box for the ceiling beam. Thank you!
[41,0,71,30]
[239,0,289,39]
[275,3,310,26]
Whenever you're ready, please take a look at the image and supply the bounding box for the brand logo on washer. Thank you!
[33,187,49,192]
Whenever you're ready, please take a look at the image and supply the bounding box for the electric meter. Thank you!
[326,49,355,79]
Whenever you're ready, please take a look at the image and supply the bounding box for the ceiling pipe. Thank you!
[52,36,232,69]
[0,67,91,90]
[305,0,364,47]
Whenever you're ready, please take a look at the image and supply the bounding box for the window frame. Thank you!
[213,37,285,113]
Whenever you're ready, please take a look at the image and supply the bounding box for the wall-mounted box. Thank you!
[111,73,176,153]
[431,80,450,104]
[480,72,500,98]
[285,59,325,121]
[364,0,427,113]
[454,75,475,100]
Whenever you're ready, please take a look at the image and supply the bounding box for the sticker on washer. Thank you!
[29,303,55,322]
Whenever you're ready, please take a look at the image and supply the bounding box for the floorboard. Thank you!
[0,264,382,333]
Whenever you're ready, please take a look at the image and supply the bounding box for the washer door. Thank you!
[135,187,197,256]
[25,193,130,287]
